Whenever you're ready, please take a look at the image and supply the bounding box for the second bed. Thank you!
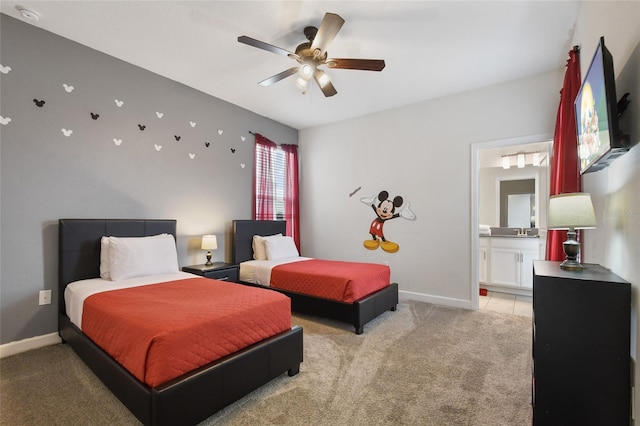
[232,220,398,334]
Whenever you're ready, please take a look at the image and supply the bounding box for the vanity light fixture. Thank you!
[501,151,542,169]
[502,156,511,170]
[532,152,540,167]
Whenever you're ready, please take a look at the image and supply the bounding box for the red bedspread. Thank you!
[82,277,291,387]
[270,259,390,303]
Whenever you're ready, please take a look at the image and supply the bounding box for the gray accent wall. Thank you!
[0,15,297,344]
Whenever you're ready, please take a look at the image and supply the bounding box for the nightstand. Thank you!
[182,262,239,283]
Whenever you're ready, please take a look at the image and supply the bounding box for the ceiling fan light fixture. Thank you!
[238,12,385,98]
[295,77,308,93]
[299,63,314,80]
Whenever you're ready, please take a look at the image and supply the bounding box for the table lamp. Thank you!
[201,235,218,266]
[547,193,596,270]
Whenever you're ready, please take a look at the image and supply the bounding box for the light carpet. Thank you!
[0,301,532,425]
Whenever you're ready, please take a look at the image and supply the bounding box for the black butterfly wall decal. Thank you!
[90,113,99,120]
[138,124,146,131]
[174,135,181,141]
[33,99,45,107]
[205,142,210,148]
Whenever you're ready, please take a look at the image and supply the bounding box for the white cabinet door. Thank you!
[490,247,520,287]
[479,247,488,284]
[520,248,539,289]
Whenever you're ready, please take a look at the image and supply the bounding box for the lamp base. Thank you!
[205,252,213,266]
[560,259,584,271]
[561,230,583,271]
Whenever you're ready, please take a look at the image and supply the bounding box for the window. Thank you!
[253,134,300,248]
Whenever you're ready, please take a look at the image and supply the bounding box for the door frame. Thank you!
[470,133,552,309]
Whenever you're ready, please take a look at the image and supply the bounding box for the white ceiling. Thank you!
[0,1,580,130]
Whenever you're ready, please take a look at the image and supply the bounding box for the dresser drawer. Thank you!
[203,267,238,282]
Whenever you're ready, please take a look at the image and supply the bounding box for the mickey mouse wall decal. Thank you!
[33,99,45,107]
[360,190,416,253]
[205,142,210,147]
[230,148,236,153]
[138,124,146,131]
[174,135,181,141]
[90,113,99,120]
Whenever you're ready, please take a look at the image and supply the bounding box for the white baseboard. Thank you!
[399,290,473,310]
[0,332,62,359]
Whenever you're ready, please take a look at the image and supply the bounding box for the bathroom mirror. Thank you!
[500,179,536,228]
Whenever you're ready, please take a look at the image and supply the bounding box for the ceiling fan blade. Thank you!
[313,70,337,97]
[238,35,298,59]
[325,58,386,71]
[258,67,299,87]
[317,80,337,97]
[310,13,345,55]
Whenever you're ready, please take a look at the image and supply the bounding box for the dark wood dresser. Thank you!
[532,260,631,425]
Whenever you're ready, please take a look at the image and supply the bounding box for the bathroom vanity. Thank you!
[479,230,542,293]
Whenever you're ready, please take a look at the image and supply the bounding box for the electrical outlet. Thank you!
[38,289,51,305]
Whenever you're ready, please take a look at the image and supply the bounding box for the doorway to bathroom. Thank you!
[471,135,552,311]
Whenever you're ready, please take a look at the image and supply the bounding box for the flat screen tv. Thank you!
[574,36,630,174]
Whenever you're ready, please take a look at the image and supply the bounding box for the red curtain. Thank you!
[281,144,300,249]
[253,134,277,220]
[546,47,581,261]
[253,134,300,249]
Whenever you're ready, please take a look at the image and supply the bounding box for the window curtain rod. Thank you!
[249,131,282,145]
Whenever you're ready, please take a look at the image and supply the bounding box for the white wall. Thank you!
[299,69,562,307]
[570,1,640,420]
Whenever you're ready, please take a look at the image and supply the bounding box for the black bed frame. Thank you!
[232,220,398,335]
[58,219,303,426]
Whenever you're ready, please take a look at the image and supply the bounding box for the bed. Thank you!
[232,220,398,335]
[58,219,303,426]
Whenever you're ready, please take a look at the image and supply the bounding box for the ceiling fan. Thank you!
[237,12,385,97]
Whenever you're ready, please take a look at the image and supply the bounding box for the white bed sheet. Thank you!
[65,271,196,329]
[239,257,312,286]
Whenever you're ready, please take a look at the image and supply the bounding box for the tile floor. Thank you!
[479,290,532,318]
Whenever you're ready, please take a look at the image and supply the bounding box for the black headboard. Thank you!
[58,219,177,315]
[232,220,286,264]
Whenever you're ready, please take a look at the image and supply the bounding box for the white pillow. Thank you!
[108,234,179,281]
[264,235,299,260]
[100,237,111,279]
[252,233,282,260]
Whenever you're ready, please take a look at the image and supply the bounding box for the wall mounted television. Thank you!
[574,36,630,174]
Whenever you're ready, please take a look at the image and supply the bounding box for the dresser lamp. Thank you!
[547,193,597,271]
[201,235,218,266]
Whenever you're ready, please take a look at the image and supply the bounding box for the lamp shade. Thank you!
[201,235,218,250]
[548,193,597,230]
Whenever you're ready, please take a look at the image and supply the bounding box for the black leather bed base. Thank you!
[58,219,303,426]
[232,220,398,334]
